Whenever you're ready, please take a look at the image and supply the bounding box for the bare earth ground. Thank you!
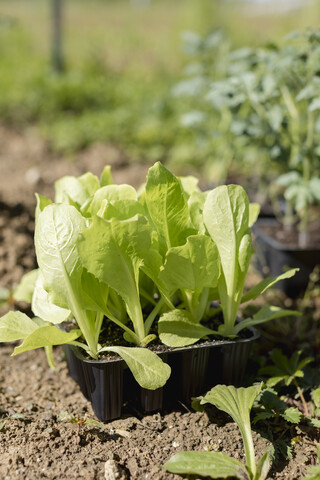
[0,126,319,479]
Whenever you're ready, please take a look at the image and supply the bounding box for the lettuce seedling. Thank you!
[157,172,299,346]
[145,162,222,346]
[164,383,271,480]
[203,184,300,337]
[0,167,171,391]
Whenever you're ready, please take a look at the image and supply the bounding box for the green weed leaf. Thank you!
[164,451,248,479]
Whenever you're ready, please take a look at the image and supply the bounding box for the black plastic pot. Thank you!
[253,218,320,298]
[65,327,259,422]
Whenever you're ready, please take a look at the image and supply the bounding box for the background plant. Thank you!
[164,384,271,480]
[175,29,320,244]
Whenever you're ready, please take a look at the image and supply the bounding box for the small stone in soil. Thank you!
[104,459,127,480]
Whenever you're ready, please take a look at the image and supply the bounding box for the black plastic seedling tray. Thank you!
[65,328,259,422]
[253,218,320,298]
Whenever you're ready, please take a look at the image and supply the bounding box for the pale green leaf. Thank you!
[309,178,320,201]
[202,384,262,427]
[254,452,271,480]
[100,165,113,187]
[55,173,99,206]
[78,215,151,327]
[238,232,252,273]
[0,311,39,342]
[99,346,171,390]
[99,199,145,221]
[276,171,300,187]
[188,190,207,233]
[35,194,52,222]
[159,235,220,293]
[145,162,191,248]
[158,309,215,347]
[164,451,248,479]
[90,184,138,216]
[203,185,250,296]
[309,97,320,112]
[32,272,71,324]
[80,269,109,313]
[241,269,299,304]
[35,204,86,309]
[312,388,320,408]
[248,203,260,227]
[303,464,320,480]
[234,306,300,334]
[13,326,81,355]
[178,175,200,197]
[13,269,39,303]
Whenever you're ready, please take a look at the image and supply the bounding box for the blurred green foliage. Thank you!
[175,28,320,239]
[0,0,320,179]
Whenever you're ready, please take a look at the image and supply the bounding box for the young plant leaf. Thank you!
[35,204,86,310]
[12,326,81,355]
[254,452,271,480]
[201,384,262,478]
[234,306,301,334]
[80,269,109,313]
[203,185,251,334]
[248,203,260,227]
[13,269,39,303]
[188,190,207,233]
[89,184,140,217]
[158,309,215,347]
[145,162,191,248]
[55,172,100,207]
[100,165,113,187]
[78,215,152,343]
[241,269,299,304]
[35,193,52,221]
[312,388,320,408]
[99,346,171,390]
[32,272,71,324]
[159,235,220,293]
[35,204,99,356]
[164,451,248,479]
[304,465,320,480]
[204,185,249,294]
[178,175,200,197]
[0,311,39,342]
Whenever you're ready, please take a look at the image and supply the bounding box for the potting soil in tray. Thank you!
[65,326,259,422]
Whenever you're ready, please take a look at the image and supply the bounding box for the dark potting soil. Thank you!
[87,311,253,363]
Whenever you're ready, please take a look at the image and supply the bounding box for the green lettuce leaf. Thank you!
[99,345,171,390]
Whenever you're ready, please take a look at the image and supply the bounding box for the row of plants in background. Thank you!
[0,20,194,164]
[175,27,320,298]
[0,162,298,413]
[175,28,320,241]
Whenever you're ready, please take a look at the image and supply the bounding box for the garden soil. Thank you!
[0,127,319,479]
